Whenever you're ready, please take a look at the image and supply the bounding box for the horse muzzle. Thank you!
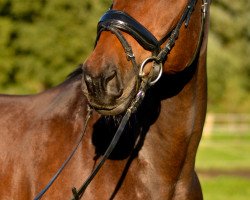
[82,64,138,115]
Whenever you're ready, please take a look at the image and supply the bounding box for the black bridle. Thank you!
[96,0,208,85]
[34,0,209,199]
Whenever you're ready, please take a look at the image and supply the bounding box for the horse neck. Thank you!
[134,24,208,192]
[3,75,88,146]
[34,76,88,140]
[150,4,210,151]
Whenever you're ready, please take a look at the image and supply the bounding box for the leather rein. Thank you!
[34,0,209,199]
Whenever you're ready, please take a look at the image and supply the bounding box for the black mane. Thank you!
[67,64,83,80]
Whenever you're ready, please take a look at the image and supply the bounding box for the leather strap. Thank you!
[97,10,160,51]
[33,107,93,200]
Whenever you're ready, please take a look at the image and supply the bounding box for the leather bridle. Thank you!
[96,0,209,85]
[34,0,209,199]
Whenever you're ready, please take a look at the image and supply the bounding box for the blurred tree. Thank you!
[207,0,250,112]
[0,0,111,93]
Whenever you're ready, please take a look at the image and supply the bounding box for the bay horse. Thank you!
[0,0,210,199]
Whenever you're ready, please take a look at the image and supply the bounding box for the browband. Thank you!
[97,10,160,51]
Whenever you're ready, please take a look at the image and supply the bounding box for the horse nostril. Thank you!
[83,69,123,99]
[105,70,116,86]
[105,70,123,98]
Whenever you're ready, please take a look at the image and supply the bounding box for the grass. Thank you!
[199,176,250,200]
[196,132,250,200]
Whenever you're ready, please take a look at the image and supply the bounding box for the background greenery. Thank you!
[196,132,250,200]
[0,0,110,93]
[0,0,249,112]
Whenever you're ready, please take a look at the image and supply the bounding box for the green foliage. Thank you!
[197,133,250,170]
[207,0,250,112]
[197,132,250,199]
[200,176,250,200]
[0,0,249,112]
[0,0,111,93]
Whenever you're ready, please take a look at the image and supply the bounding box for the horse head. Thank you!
[82,0,205,115]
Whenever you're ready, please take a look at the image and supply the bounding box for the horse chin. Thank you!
[92,99,131,116]
[81,74,138,115]
[89,81,138,116]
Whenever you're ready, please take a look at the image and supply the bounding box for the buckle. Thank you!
[201,0,209,19]
[139,56,163,86]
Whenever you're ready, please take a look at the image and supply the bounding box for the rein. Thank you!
[71,79,150,200]
[34,0,209,199]
[34,107,93,200]
[34,78,150,200]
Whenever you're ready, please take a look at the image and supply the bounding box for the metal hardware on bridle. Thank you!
[139,57,163,86]
[202,0,209,19]
[33,106,93,200]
